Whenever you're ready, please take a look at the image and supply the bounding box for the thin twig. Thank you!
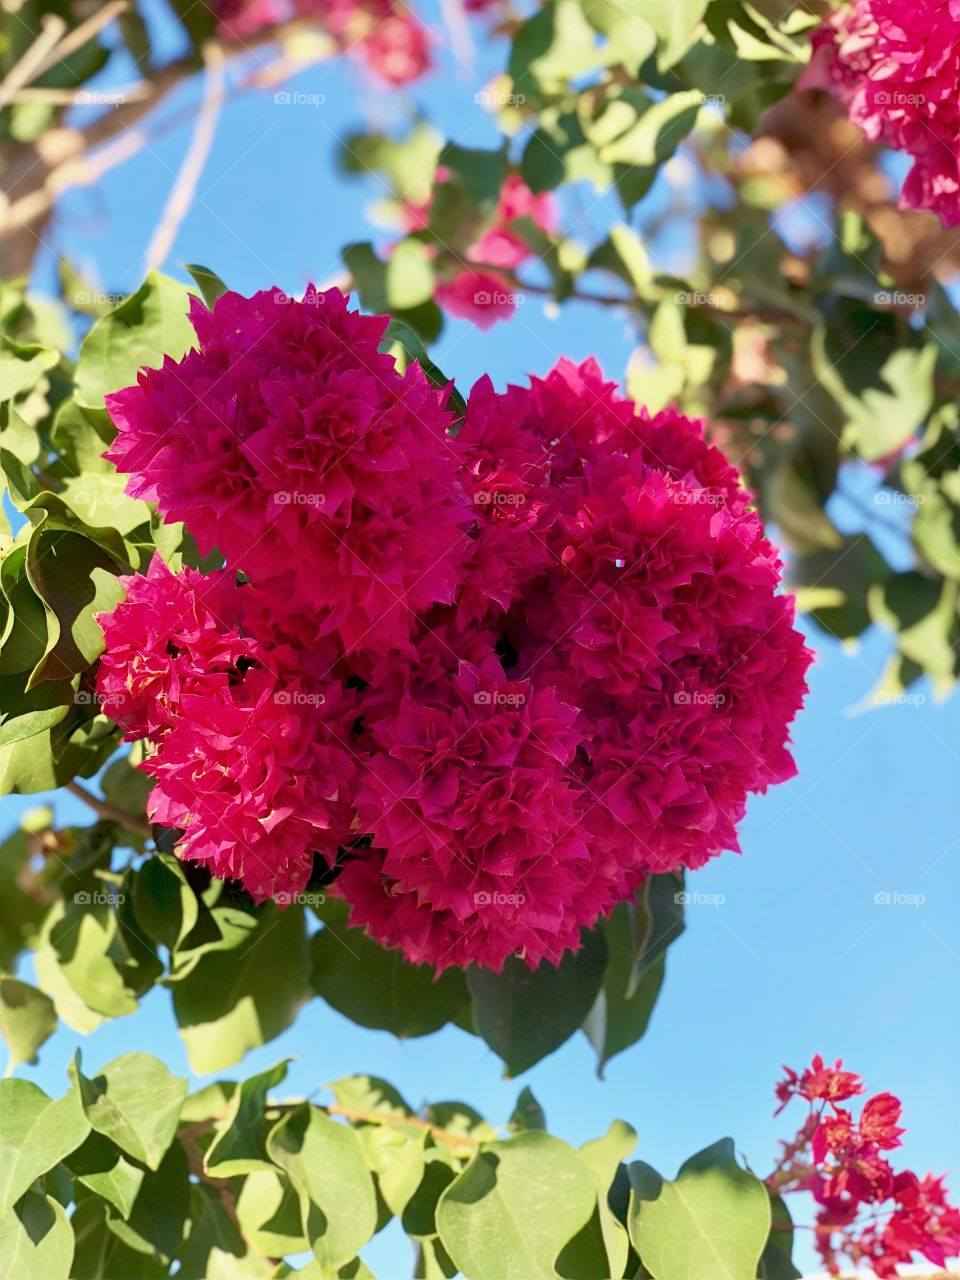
[8,82,151,106]
[32,2,129,80]
[326,1104,482,1151]
[0,15,68,109]
[66,781,152,840]
[145,42,227,271]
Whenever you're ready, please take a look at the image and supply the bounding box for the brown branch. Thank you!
[65,781,152,840]
[181,1102,482,1155]
[145,42,226,271]
[326,1104,482,1152]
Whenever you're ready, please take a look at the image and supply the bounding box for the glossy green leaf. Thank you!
[205,1059,291,1176]
[437,1132,596,1279]
[627,1138,771,1280]
[0,1191,73,1280]
[0,975,56,1069]
[172,904,310,1072]
[70,1051,188,1171]
[0,1077,90,1216]
[467,926,607,1075]
[266,1105,378,1273]
[74,271,196,411]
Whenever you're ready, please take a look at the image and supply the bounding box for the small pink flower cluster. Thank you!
[99,284,810,971]
[801,0,960,226]
[214,0,430,86]
[773,1055,960,1277]
[432,175,557,330]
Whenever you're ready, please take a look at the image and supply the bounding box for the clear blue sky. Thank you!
[8,4,960,1274]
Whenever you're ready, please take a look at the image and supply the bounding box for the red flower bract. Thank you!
[801,0,960,227]
[772,1055,960,1278]
[99,286,811,971]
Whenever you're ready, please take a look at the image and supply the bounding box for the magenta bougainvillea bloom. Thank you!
[435,175,556,329]
[801,0,960,226]
[100,285,811,971]
[105,286,470,654]
[213,0,431,85]
[98,557,356,900]
[434,269,519,330]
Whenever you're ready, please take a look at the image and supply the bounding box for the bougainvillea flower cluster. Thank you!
[213,0,430,86]
[99,283,811,972]
[801,0,960,227]
[435,175,556,329]
[771,1055,960,1277]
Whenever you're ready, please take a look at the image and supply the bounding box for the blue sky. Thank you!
[8,3,960,1274]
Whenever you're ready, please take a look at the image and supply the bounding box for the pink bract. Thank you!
[801,0,960,226]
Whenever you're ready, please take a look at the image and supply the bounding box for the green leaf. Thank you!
[69,1196,167,1279]
[627,1138,771,1280]
[385,241,436,311]
[185,264,230,309]
[558,1121,637,1280]
[634,0,708,68]
[812,322,936,464]
[104,1140,189,1262]
[59,472,153,537]
[66,1131,146,1217]
[466,926,607,1075]
[509,1086,546,1132]
[0,975,56,1069]
[0,1077,90,1216]
[0,338,58,402]
[205,1059,291,1176]
[310,917,469,1038]
[583,875,683,1074]
[356,1123,427,1217]
[0,1191,73,1280]
[0,673,74,748]
[266,1105,378,1273]
[595,91,702,169]
[38,899,139,1025]
[74,271,196,411]
[437,1132,596,1279]
[70,1051,188,1171]
[235,1169,308,1257]
[130,853,200,954]
[510,0,604,102]
[176,1182,247,1280]
[172,904,310,1072]
[759,1194,800,1279]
